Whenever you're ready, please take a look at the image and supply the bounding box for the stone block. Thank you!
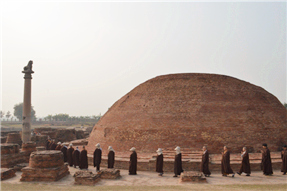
[29,150,64,168]
[98,169,121,179]
[1,168,16,180]
[1,143,19,155]
[6,133,22,147]
[22,141,36,153]
[74,170,101,185]
[179,171,207,183]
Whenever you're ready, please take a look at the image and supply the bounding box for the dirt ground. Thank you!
[1,166,287,191]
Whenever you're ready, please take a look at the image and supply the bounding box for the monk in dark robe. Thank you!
[55,142,62,150]
[221,146,235,177]
[50,140,57,150]
[237,147,251,176]
[129,147,137,175]
[46,139,51,150]
[156,148,163,176]
[79,146,88,169]
[93,143,102,171]
[67,144,74,167]
[174,146,183,177]
[61,144,68,162]
[281,145,287,175]
[261,143,273,175]
[108,146,115,168]
[201,146,211,177]
[72,147,80,168]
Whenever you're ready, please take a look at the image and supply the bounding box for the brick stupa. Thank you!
[87,73,287,155]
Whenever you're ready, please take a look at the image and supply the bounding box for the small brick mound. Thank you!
[21,150,69,181]
[13,163,29,171]
[22,142,36,153]
[74,170,101,185]
[1,136,7,143]
[1,168,16,180]
[6,133,22,147]
[1,143,19,155]
[98,169,121,179]
[179,171,207,183]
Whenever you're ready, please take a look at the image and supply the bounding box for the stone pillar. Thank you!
[22,61,34,143]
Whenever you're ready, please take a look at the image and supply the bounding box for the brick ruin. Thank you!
[87,73,286,155]
[21,150,69,181]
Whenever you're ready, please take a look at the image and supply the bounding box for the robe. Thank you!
[201,151,211,175]
[61,146,68,162]
[156,154,163,173]
[261,148,273,175]
[50,142,57,150]
[129,151,137,175]
[108,151,115,168]
[55,145,62,151]
[67,147,74,167]
[239,151,251,174]
[221,150,234,175]
[72,149,80,167]
[174,153,183,176]
[79,150,88,169]
[46,140,51,150]
[93,148,102,170]
[281,150,287,173]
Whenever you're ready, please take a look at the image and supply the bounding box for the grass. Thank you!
[1,183,287,191]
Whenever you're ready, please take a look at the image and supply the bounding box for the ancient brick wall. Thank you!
[87,73,287,155]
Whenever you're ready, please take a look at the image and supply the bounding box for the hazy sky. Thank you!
[1,1,286,118]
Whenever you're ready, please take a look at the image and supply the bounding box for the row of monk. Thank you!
[46,140,287,177]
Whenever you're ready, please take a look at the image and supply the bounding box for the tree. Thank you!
[13,103,36,121]
[284,103,287,110]
[0,111,5,119]
[6,111,11,120]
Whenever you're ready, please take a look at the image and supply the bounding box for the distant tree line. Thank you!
[43,113,101,123]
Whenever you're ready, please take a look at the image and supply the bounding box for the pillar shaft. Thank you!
[22,61,34,143]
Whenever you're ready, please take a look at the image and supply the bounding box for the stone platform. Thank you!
[6,133,22,147]
[1,143,30,168]
[21,150,69,181]
[179,171,207,183]
[1,168,16,180]
[74,170,101,185]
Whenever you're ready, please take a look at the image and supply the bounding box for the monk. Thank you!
[261,143,273,175]
[107,146,115,168]
[93,143,102,171]
[61,143,68,162]
[67,143,74,167]
[50,140,57,150]
[281,145,287,175]
[221,146,235,177]
[46,138,51,150]
[129,147,137,175]
[237,147,251,176]
[173,146,183,177]
[55,142,62,150]
[72,146,80,168]
[156,148,164,176]
[201,146,211,177]
[79,146,88,169]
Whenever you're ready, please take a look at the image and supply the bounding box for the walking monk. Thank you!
[107,146,115,168]
[67,143,74,167]
[72,146,80,168]
[79,146,88,169]
[93,143,102,171]
[173,146,183,177]
[156,148,164,176]
[281,145,287,175]
[261,143,273,176]
[221,146,235,177]
[129,147,137,175]
[201,146,211,177]
[237,147,251,176]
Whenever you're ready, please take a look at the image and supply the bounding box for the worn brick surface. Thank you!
[6,133,22,147]
[180,171,207,183]
[87,74,287,155]
[73,170,101,185]
[29,151,64,168]
[98,169,121,179]
[22,142,36,153]
[1,168,16,180]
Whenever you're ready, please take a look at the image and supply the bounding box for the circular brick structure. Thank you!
[6,133,22,147]
[87,73,287,154]
[29,151,64,168]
